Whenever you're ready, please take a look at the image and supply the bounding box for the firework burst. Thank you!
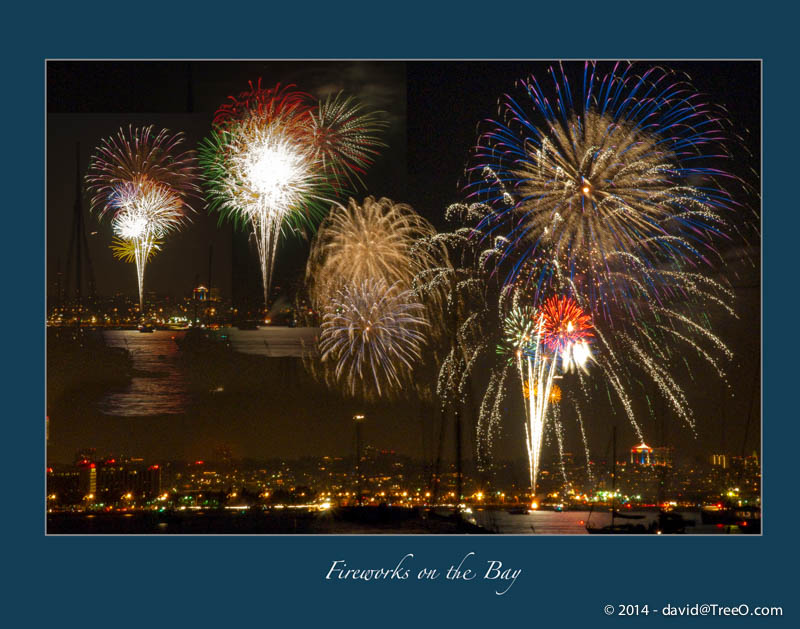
[110,236,161,264]
[318,279,428,401]
[311,92,388,189]
[467,63,754,490]
[539,295,594,371]
[501,305,537,353]
[307,196,440,311]
[86,126,198,311]
[201,81,385,309]
[500,296,594,494]
[201,84,321,307]
[471,62,745,321]
[523,381,561,403]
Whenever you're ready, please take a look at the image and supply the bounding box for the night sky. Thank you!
[46,60,760,466]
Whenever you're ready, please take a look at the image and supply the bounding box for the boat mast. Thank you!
[611,425,616,529]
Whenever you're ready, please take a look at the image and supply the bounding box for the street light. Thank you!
[354,414,365,507]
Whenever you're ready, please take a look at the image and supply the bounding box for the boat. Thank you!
[586,513,652,533]
[165,323,191,331]
[701,503,760,533]
[235,320,260,330]
[586,427,654,535]
[653,511,690,534]
[587,509,650,534]
[137,323,155,333]
[507,507,529,515]
[174,327,230,353]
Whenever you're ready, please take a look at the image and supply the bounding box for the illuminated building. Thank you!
[630,443,653,465]
[193,285,220,302]
[47,468,81,504]
[710,453,729,469]
[651,446,673,467]
[95,461,162,501]
[78,462,97,498]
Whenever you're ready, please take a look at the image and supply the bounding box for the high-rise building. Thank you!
[95,461,162,501]
[78,462,97,498]
[652,446,674,467]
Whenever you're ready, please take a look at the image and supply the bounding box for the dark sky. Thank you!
[46,60,761,465]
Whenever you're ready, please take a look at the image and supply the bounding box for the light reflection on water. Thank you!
[468,509,705,534]
[99,330,191,416]
[469,510,595,534]
[95,327,317,416]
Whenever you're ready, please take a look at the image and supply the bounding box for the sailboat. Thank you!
[586,427,649,534]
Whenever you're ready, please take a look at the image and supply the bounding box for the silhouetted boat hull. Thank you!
[586,523,650,534]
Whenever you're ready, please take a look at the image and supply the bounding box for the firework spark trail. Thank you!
[456,324,487,399]
[654,307,735,359]
[601,251,739,319]
[571,391,595,485]
[505,307,568,495]
[86,126,198,312]
[437,301,489,407]
[411,206,499,411]
[658,270,737,316]
[592,327,645,442]
[520,338,560,494]
[621,332,696,434]
[476,366,509,465]
[655,325,728,380]
[436,352,457,407]
[550,406,569,488]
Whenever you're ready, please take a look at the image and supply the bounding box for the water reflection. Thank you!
[223,326,318,357]
[99,330,191,416]
[95,327,318,416]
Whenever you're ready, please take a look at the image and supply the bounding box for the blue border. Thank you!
[10,3,794,626]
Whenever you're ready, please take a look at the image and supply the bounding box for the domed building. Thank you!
[630,443,653,465]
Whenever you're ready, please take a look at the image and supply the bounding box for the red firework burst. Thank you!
[538,296,593,352]
[212,80,313,130]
